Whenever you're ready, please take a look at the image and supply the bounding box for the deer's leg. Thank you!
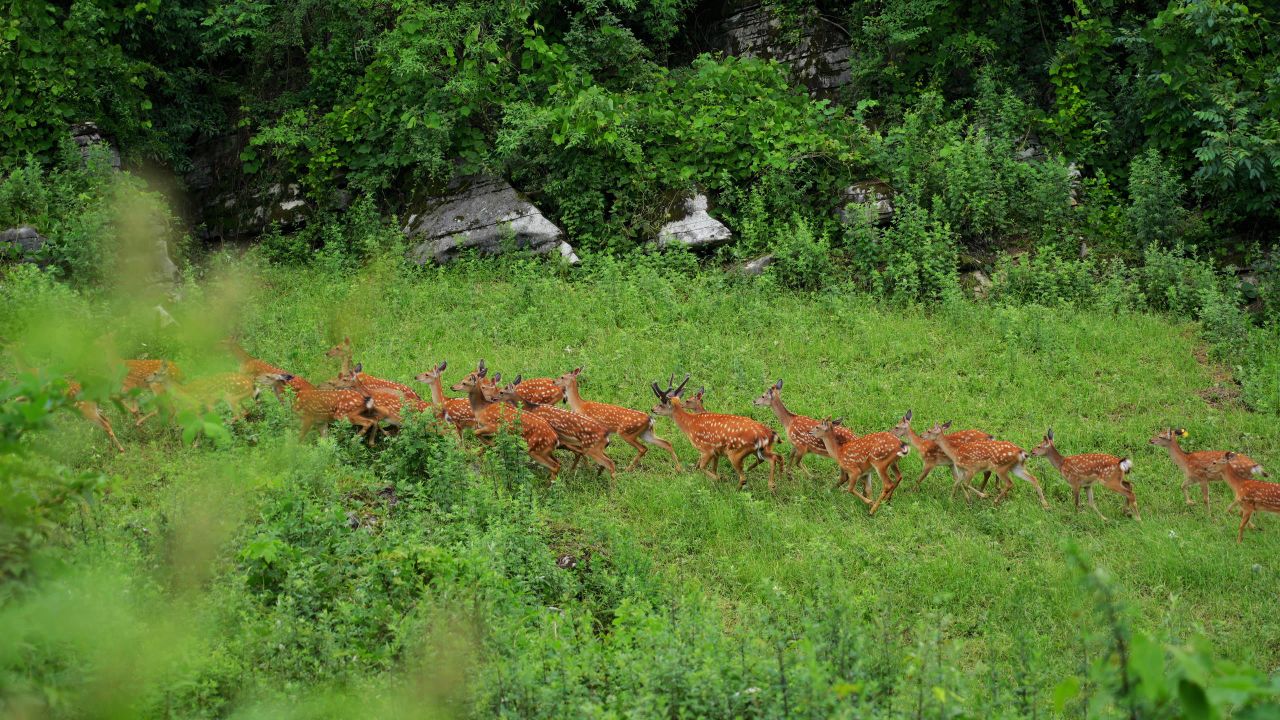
[1181,476,1196,505]
[1072,486,1081,513]
[695,449,719,481]
[1085,486,1108,521]
[639,425,680,471]
[990,471,1014,505]
[911,459,935,491]
[1201,480,1212,513]
[1012,463,1049,509]
[619,431,649,471]
[727,447,752,491]
[1238,507,1254,543]
[846,469,872,504]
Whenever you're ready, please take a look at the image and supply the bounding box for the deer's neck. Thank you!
[670,405,700,436]
[933,434,961,463]
[902,423,928,452]
[466,384,493,414]
[288,375,316,394]
[1220,465,1247,495]
[426,376,447,405]
[339,352,352,376]
[770,394,795,428]
[1164,440,1190,470]
[817,431,843,459]
[564,381,586,412]
[1043,444,1066,471]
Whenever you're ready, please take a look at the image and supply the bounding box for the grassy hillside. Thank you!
[4,252,1278,717]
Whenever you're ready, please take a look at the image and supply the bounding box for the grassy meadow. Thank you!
[4,252,1280,718]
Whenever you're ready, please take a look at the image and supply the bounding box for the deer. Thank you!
[890,409,993,492]
[144,366,282,423]
[223,339,289,402]
[414,360,478,439]
[807,418,909,510]
[752,379,857,483]
[323,337,422,401]
[650,375,780,492]
[921,421,1050,509]
[267,371,378,441]
[1030,428,1138,520]
[452,362,561,482]
[120,359,181,425]
[553,366,681,471]
[325,363,437,442]
[493,378,616,482]
[1149,428,1266,512]
[1206,453,1277,543]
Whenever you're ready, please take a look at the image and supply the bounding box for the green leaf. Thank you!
[1052,677,1081,712]
[1178,679,1215,720]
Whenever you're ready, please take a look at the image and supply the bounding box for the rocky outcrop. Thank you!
[709,4,851,96]
[403,175,577,265]
[838,180,894,226]
[657,195,732,250]
[185,135,312,242]
[0,226,46,262]
[736,254,775,275]
[70,122,121,170]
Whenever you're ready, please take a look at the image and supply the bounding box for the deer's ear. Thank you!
[438,360,447,372]
[775,379,783,390]
[353,362,362,373]
[904,408,912,421]
[573,366,582,376]
[512,374,522,385]
[833,416,844,426]
[1046,427,1053,441]
[941,420,953,430]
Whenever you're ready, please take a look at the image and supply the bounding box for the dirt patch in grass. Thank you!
[1191,343,1244,410]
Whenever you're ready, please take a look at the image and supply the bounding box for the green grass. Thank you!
[7,252,1280,716]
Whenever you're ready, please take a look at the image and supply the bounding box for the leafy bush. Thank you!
[768,214,833,291]
[848,200,959,302]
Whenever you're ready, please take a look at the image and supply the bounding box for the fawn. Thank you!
[807,417,909,511]
[890,409,993,492]
[922,422,1050,509]
[66,379,125,453]
[553,367,680,471]
[269,371,378,440]
[1206,453,1276,543]
[452,362,561,482]
[494,378,615,481]
[1031,428,1138,520]
[1149,428,1265,512]
[753,379,857,484]
[323,337,422,401]
[121,359,181,425]
[144,366,281,423]
[651,375,780,492]
[223,339,290,405]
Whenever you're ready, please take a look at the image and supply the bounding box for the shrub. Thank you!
[768,214,833,291]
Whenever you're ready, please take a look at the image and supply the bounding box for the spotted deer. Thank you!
[890,409,993,491]
[452,362,561,482]
[120,359,181,425]
[1149,428,1265,512]
[323,337,422,401]
[752,379,857,484]
[494,379,615,481]
[1031,428,1138,520]
[223,339,290,405]
[922,421,1050,509]
[1206,453,1277,543]
[414,360,481,439]
[553,367,680,471]
[651,375,780,492]
[509,376,564,406]
[145,367,281,422]
[806,418,909,509]
[269,371,378,440]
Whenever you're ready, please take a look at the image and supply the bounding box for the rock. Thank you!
[657,194,732,250]
[839,180,894,226]
[710,3,851,97]
[185,135,312,242]
[152,239,180,286]
[967,270,992,299]
[403,175,576,264]
[69,122,121,170]
[736,254,775,276]
[0,226,46,262]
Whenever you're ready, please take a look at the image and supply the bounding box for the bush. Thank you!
[768,214,833,291]
[853,200,959,303]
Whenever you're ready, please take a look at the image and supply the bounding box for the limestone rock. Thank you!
[403,175,576,264]
[736,254,775,276]
[839,180,894,226]
[0,226,46,262]
[69,122,121,170]
[710,4,851,97]
[657,195,732,250]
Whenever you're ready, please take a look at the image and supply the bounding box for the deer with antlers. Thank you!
[493,378,615,482]
[651,375,780,492]
[1205,453,1276,543]
[452,362,561,482]
[922,421,1050,509]
[890,410,993,492]
[1149,428,1266,512]
[806,417,909,510]
[1031,428,1138,520]
[753,379,857,483]
[553,367,681,471]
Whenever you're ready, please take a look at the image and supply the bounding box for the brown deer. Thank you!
[651,375,780,492]
[509,376,564,406]
[1149,428,1265,512]
[922,422,1050,509]
[1206,453,1277,543]
[494,379,615,482]
[752,379,857,483]
[890,409,993,491]
[323,337,422,401]
[807,418,909,511]
[144,367,282,423]
[553,367,680,471]
[1030,428,1138,520]
[223,338,288,405]
[269,371,378,440]
[452,362,561,482]
[120,359,181,425]
[414,360,480,439]
[328,363,436,442]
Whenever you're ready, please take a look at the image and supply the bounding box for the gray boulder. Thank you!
[736,254,775,276]
[709,4,851,97]
[839,180,894,226]
[657,195,732,250]
[403,175,577,264]
[69,122,121,170]
[0,226,45,262]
